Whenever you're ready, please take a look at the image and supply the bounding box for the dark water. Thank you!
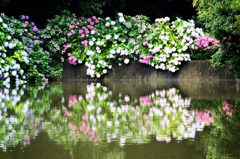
[1,80,240,159]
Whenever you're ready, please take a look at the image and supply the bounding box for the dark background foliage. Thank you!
[0,0,197,28]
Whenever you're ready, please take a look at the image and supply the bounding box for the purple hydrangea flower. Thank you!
[29,33,32,36]
[29,40,33,44]
[47,55,50,58]
[33,28,38,32]
[30,44,33,48]
[37,60,40,64]
[26,16,29,20]
[33,36,37,39]
[21,15,25,20]
[45,74,49,78]
[38,31,41,34]
[22,36,26,40]
[40,48,43,51]
[31,22,35,26]
[48,67,50,70]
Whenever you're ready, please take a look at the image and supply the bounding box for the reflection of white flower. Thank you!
[103,86,107,91]
[124,95,130,102]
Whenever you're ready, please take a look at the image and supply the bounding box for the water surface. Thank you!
[1,80,240,159]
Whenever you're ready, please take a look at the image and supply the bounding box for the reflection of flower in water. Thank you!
[219,100,233,116]
[196,109,214,126]
[68,95,77,107]
[0,85,54,152]
[42,83,237,149]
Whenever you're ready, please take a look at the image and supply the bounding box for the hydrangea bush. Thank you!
[192,35,221,60]
[0,13,62,87]
[40,10,80,60]
[62,13,216,77]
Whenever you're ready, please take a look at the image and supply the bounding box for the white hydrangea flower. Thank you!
[110,49,115,54]
[89,41,94,46]
[119,16,125,23]
[106,35,111,40]
[91,30,95,34]
[118,13,123,17]
[103,69,107,74]
[0,17,2,23]
[124,59,129,64]
[114,35,119,40]
[3,23,7,28]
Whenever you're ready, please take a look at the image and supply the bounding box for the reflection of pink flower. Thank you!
[82,113,88,121]
[68,95,77,107]
[227,111,232,116]
[195,109,213,126]
[140,96,153,106]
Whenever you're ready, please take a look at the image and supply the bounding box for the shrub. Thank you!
[0,13,62,87]
[63,13,207,77]
[192,0,240,78]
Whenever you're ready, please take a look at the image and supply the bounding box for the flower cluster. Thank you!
[40,10,80,60]
[0,13,62,87]
[193,35,221,60]
[63,13,213,77]
[62,13,148,78]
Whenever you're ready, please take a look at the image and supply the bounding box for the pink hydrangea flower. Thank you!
[92,16,97,20]
[70,25,74,29]
[68,56,77,65]
[87,18,91,22]
[79,30,83,34]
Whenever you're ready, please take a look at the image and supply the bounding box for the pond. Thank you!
[1,80,240,159]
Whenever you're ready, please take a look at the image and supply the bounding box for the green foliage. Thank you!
[40,10,79,60]
[192,0,240,78]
